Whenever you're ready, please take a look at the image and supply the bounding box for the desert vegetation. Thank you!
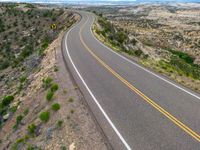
[91,4,200,92]
[0,3,76,103]
[0,3,76,129]
[95,16,147,58]
[0,3,85,149]
[0,4,107,149]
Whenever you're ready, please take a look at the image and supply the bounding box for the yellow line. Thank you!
[79,16,200,142]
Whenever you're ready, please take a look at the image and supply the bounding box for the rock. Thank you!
[23,55,41,72]
[46,127,53,140]
[69,142,75,150]
[3,113,10,120]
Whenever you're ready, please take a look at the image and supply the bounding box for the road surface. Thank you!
[62,11,200,150]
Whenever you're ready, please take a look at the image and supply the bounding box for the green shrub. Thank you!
[38,47,45,56]
[27,145,41,150]
[0,95,14,118]
[134,49,143,57]
[16,115,23,124]
[18,46,33,60]
[27,145,35,150]
[0,59,9,70]
[10,102,20,113]
[98,17,113,34]
[50,84,59,92]
[60,146,67,150]
[63,89,67,94]
[51,15,56,21]
[39,111,50,122]
[170,56,200,79]
[115,31,127,43]
[13,115,23,129]
[19,75,27,83]
[2,95,14,106]
[43,10,53,17]
[131,38,137,45]
[68,97,74,102]
[28,123,36,135]
[56,120,63,128]
[10,105,18,113]
[51,103,60,111]
[23,108,29,116]
[46,90,54,101]
[17,83,23,93]
[41,41,49,49]
[70,109,74,114]
[0,18,5,32]
[42,77,53,89]
[168,49,194,64]
[11,135,29,150]
[54,66,58,72]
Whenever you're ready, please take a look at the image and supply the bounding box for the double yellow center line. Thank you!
[79,16,200,142]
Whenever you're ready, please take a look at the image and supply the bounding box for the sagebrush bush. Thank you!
[16,115,23,124]
[51,84,59,92]
[42,77,53,89]
[20,75,27,83]
[68,97,74,103]
[13,115,23,129]
[28,123,36,135]
[0,59,9,70]
[51,103,60,111]
[39,111,50,122]
[46,90,54,101]
[23,108,29,116]
[170,56,200,79]
[1,95,14,106]
[56,120,63,128]
[54,66,58,72]
[134,49,143,57]
[168,49,194,64]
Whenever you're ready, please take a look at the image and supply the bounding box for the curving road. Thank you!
[62,11,200,150]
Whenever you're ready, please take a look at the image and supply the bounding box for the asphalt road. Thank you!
[62,11,200,150]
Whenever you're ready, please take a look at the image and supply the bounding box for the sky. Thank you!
[0,0,199,3]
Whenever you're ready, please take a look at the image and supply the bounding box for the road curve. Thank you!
[62,11,200,150]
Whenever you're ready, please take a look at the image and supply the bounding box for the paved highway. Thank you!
[62,11,200,150]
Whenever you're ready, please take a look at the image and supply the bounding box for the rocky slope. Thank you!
[0,3,109,150]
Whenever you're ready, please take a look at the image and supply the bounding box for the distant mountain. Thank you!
[136,0,200,3]
[0,0,199,4]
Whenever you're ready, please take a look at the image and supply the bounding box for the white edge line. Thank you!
[64,16,132,150]
[89,14,200,101]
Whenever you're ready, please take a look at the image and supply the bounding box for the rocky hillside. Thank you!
[0,3,75,96]
[0,3,108,150]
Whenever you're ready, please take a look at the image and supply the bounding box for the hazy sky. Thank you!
[0,0,198,3]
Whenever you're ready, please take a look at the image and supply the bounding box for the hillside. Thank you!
[89,4,200,93]
[0,3,108,150]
